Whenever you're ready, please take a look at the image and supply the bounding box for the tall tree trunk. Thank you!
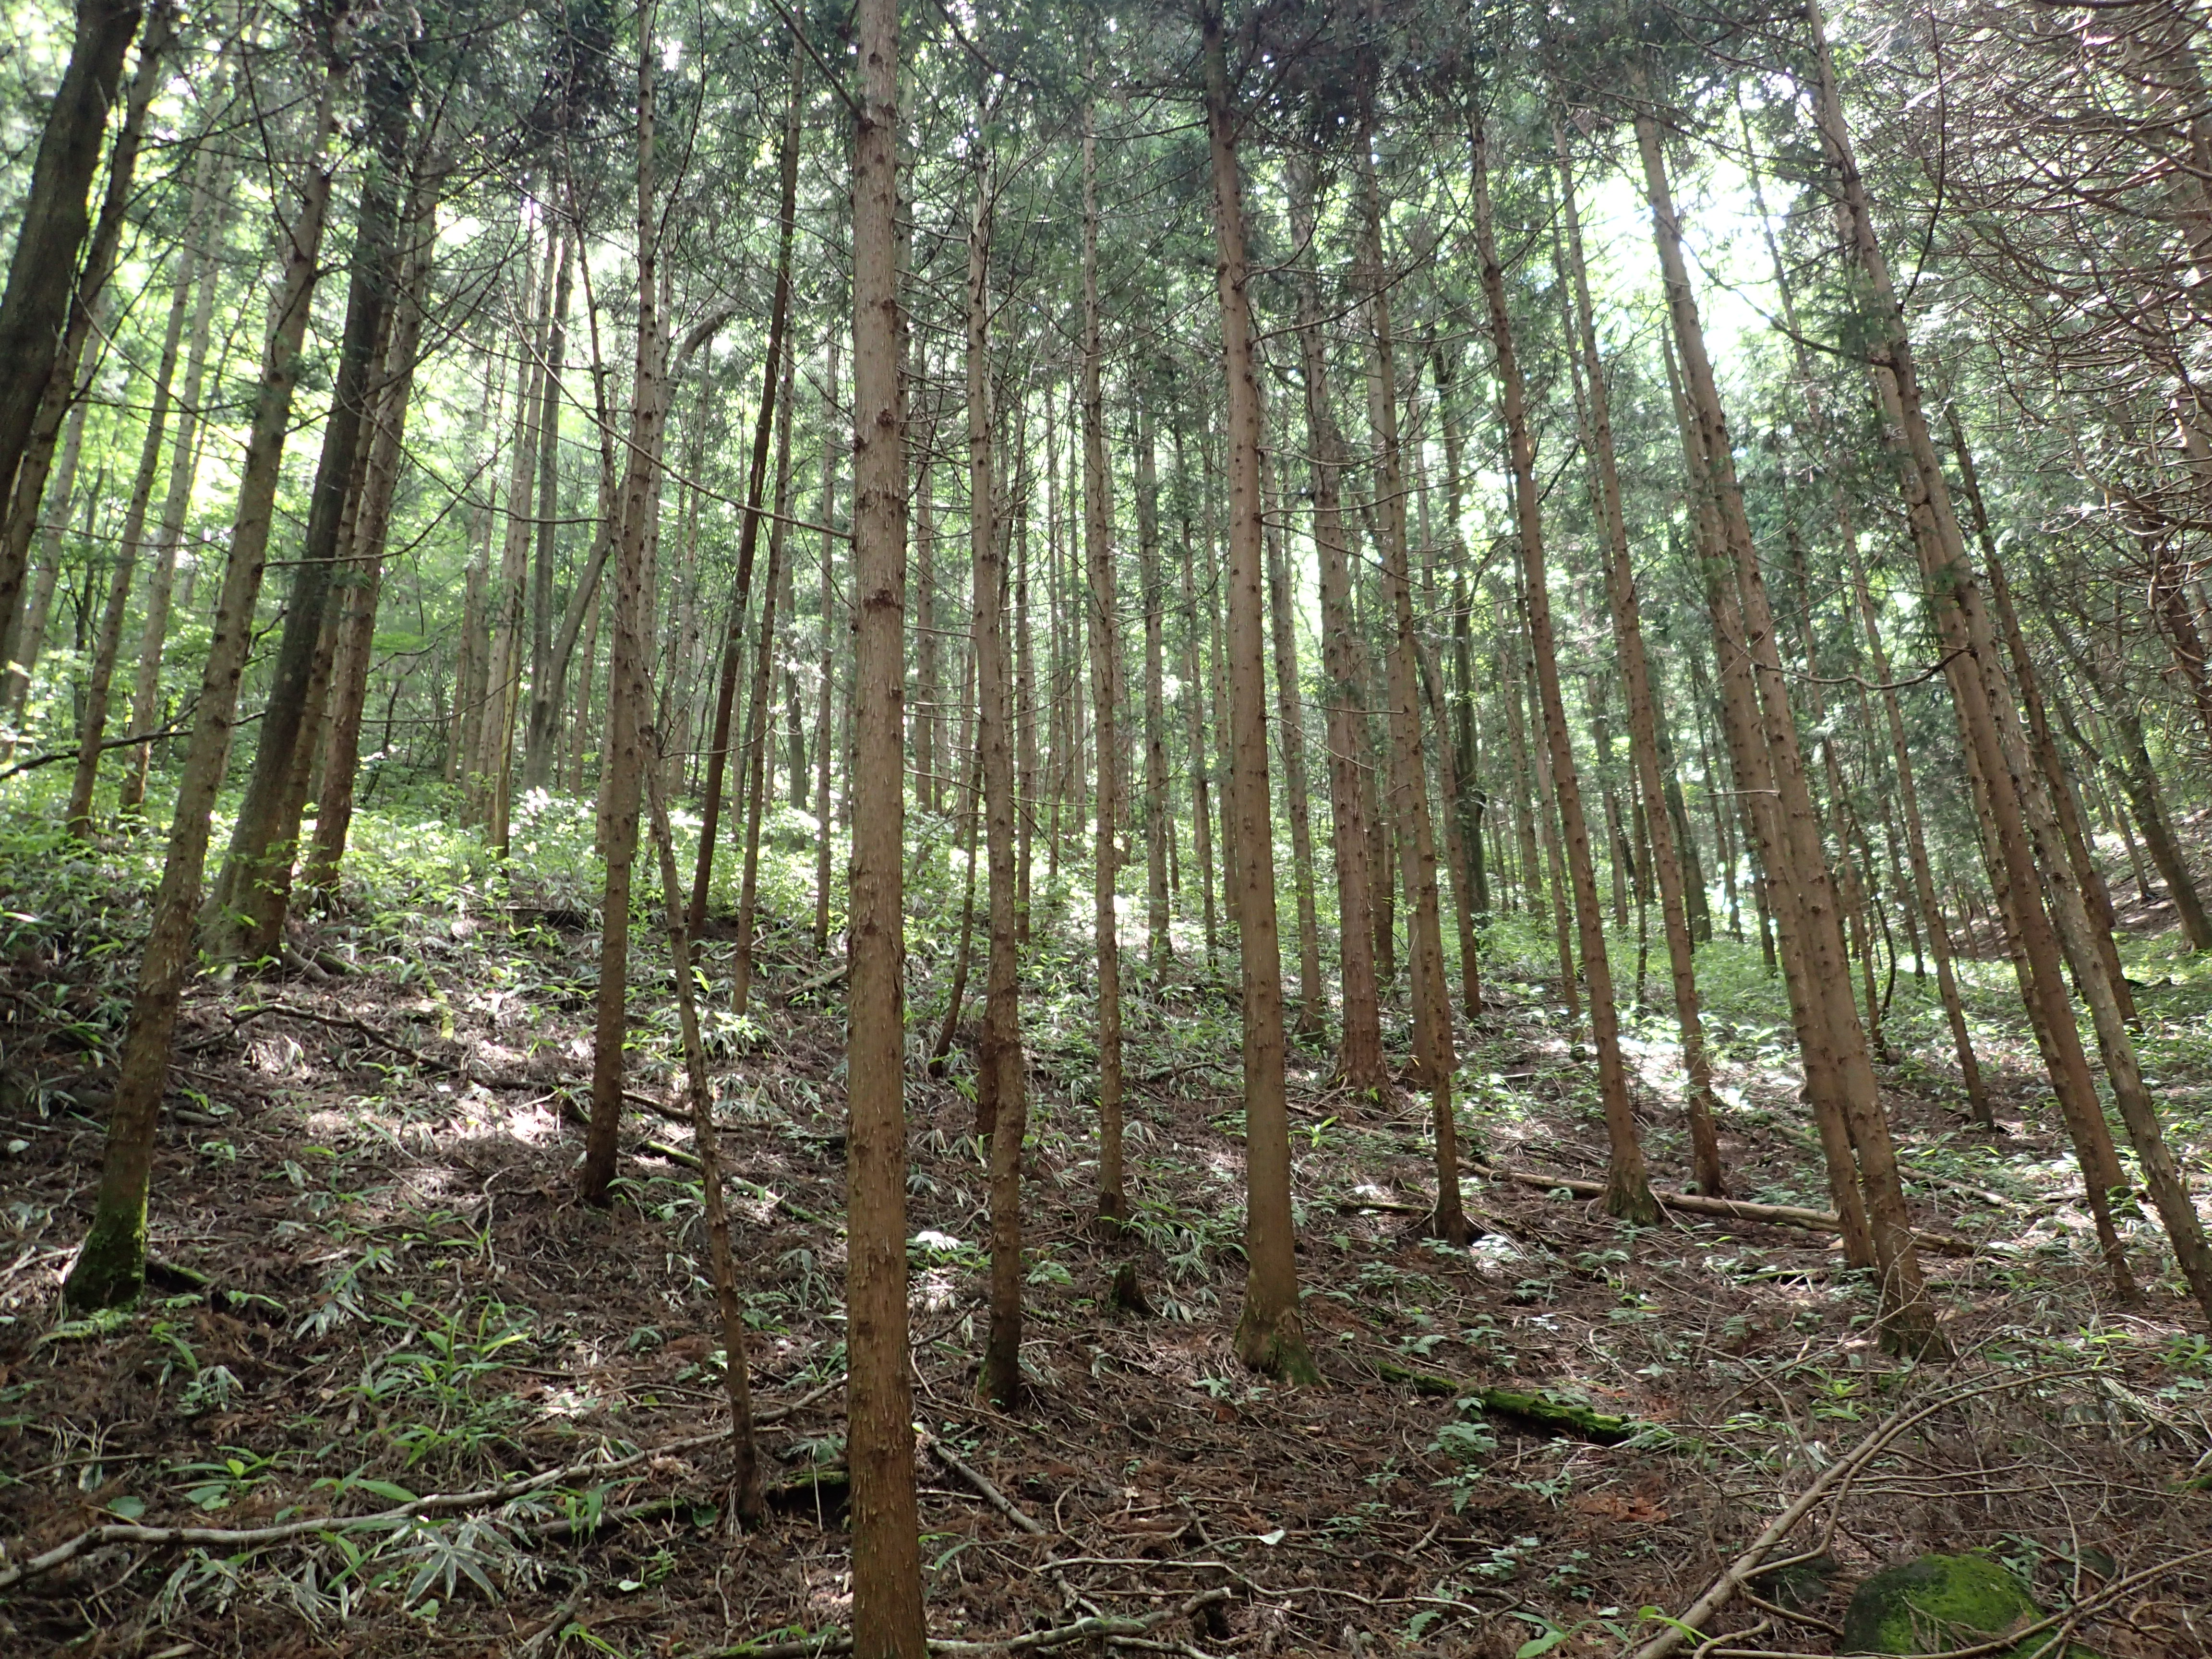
[0,0,145,544]
[1803,0,2205,1318]
[1553,124,1724,1197]
[1263,449,1326,1036]
[685,51,803,927]
[847,0,926,1628]
[969,157,1027,1407]
[517,229,575,793]
[1204,9,1317,1385]
[1361,139,1466,1240]
[63,71,339,1311]
[475,219,548,850]
[1289,159,1384,1090]
[580,1,668,1211]
[0,1,166,690]
[203,44,411,961]
[304,179,441,895]
[1014,416,1037,944]
[1138,395,1172,973]
[119,134,232,813]
[1640,88,1934,1346]
[1472,108,1656,1226]
[1175,422,1218,968]
[812,334,841,952]
[733,349,795,1016]
[1080,105,1127,1230]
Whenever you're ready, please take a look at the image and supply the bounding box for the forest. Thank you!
[2,0,2212,1651]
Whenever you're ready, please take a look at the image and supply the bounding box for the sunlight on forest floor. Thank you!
[2,773,2210,1656]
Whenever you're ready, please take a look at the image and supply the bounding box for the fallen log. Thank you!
[1470,1160,1976,1256]
[1367,1356,1650,1445]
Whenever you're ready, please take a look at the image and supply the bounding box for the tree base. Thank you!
[1605,1170,1663,1227]
[1234,1301,1322,1385]
[62,1208,147,1312]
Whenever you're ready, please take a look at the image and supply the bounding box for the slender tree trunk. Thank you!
[1080,106,1126,1230]
[930,733,983,1075]
[522,231,574,792]
[1138,397,1171,973]
[1473,108,1655,1226]
[1289,159,1383,1090]
[0,0,146,543]
[1516,578,1581,1020]
[969,158,1027,1406]
[203,46,411,961]
[641,754,763,1518]
[63,72,339,1310]
[1205,10,1316,1385]
[120,137,231,813]
[1554,125,1724,1197]
[1176,423,1218,968]
[477,220,546,849]
[580,3,669,1211]
[847,0,926,1628]
[812,332,840,954]
[685,52,803,928]
[1361,140,1467,1240]
[732,349,796,1016]
[305,180,440,894]
[1642,87,1934,1345]
[1264,449,1326,1037]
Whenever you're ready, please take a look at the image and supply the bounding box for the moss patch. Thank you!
[1841,1553,2072,1657]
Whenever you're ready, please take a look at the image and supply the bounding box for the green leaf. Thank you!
[107,1494,145,1519]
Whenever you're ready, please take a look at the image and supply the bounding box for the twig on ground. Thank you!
[718,1587,1236,1658]
[1471,1160,1977,1255]
[1629,1370,2096,1659]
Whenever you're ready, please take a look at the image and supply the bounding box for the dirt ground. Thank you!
[4,866,2211,1657]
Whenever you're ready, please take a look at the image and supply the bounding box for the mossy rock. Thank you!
[1841,1553,2084,1657]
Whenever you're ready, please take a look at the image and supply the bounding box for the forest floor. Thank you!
[2,780,2212,1657]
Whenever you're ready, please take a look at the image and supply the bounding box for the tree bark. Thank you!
[967,153,1027,1408]
[63,71,339,1310]
[0,0,145,548]
[1205,9,1316,1385]
[1473,108,1656,1226]
[1080,103,1127,1230]
[684,49,803,927]
[203,41,411,961]
[1553,123,1724,1197]
[847,0,927,1629]
[580,1,669,1211]
[1289,159,1384,1091]
[1361,138,1466,1241]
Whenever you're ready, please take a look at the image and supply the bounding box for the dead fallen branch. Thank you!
[0,1382,835,1592]
[1471,1160,1976,1256]
[717,1587,1235,1658]
[1629,1370,2096,1659]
